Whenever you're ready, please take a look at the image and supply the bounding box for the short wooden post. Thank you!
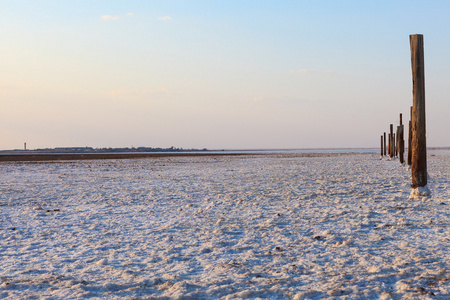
[383,132,387,156]
[399,126,405,163]
[380,135,383,157]
[388,133,391,156]
[396,127,399,157]
[389,124,394,158]
[399,129,404,164]
[392,133,395,158]
[409,34,430,197]
[398,113,404,164]
[407,106,412,166]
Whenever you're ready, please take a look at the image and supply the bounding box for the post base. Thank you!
[409,185,431,199]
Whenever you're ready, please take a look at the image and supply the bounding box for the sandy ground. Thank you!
[1,152,450,299]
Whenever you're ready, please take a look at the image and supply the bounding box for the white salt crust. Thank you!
[410,184,432,199]
[1,152,450,299]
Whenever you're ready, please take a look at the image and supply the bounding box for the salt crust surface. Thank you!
[1,152,450,299]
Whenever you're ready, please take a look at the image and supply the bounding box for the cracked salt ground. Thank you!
[1,152,450,299]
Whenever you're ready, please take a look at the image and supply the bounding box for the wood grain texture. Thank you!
[410,34,427,188]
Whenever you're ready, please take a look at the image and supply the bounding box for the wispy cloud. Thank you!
[101,15,121,21]
[158,16,172,21]
[101,13,134,21]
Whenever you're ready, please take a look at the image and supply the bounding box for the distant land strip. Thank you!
[0,152,245,162]
[0,152,356,162]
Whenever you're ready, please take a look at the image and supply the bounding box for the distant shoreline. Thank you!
[0,151,372,162]
[0,152,246,162]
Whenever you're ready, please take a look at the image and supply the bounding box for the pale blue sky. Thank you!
[1,1,449,150]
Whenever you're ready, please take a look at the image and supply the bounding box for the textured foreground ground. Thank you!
[1,152,450,299]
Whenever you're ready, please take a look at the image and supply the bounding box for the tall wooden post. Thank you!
[410,34,430,197]
[407,106,412,166]
[383,132,387,156]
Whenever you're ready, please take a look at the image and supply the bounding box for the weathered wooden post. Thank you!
[409,34,430,198]
[407,106,412,166]
[396,127,399,157]
[389,124,394,158]
[392,133,397,158]
[380,135,383,157]
[392,133,395,158]
[388,133,391,157]
[399,113,405,164]
[383,132,387,156]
